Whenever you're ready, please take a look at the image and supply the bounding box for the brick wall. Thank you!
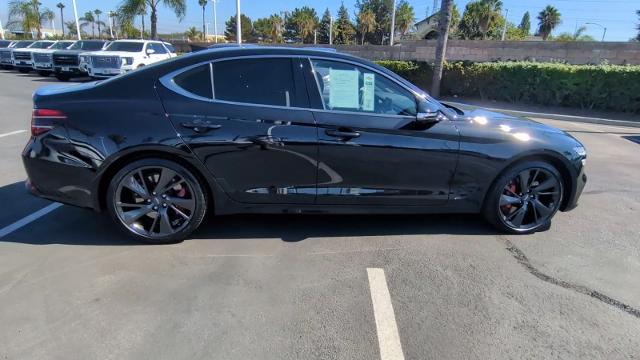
[173,40,640,65]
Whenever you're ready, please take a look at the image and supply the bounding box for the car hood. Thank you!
[444,102,566,135]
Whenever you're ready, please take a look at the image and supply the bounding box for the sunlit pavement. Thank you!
[1,70,639,359]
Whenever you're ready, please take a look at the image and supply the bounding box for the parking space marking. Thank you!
[0,203,62,238]
[0,130,27,138]
[367,268,405,360]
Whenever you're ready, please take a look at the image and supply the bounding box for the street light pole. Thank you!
[72,0,82,40]
[501,8,509,41]
[236,0,241,44]
[585,22,607,42]
[329,15,333,45]
[108,11,114,39]
[0,19,4,40]
[390,0,396,45]
[212,0,218,43]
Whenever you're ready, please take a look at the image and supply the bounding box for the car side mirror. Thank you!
[146,48,156,55]
[416,101,441,123]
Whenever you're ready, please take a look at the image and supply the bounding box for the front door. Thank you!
[307,58,459,206]
[157,56,318,204]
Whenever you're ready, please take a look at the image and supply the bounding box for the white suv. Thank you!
[31,40,75,76]
[86,40,177,78]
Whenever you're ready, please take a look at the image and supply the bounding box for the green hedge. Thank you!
[375,60,640,114]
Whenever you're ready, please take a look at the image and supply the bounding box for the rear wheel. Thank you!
[106,158,207,244]
[483,161,563,234]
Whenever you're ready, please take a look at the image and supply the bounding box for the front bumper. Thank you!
[562,160,587,211]
[13,60,34,68]
[54,66,87,76]
[34,62,53,71]
[88,66,134,78]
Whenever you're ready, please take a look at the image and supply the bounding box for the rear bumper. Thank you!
[22,135,98,210]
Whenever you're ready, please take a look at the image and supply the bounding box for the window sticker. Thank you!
[328,68,359,109]
[362,73,375,111]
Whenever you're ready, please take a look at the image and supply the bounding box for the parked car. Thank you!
[12,40,56,73]
[23,47,587,243]
[0,40,33,69]
[0,40,14,69]
[85,40,176,79]
[31,40,75,76]
[52,40,109,81]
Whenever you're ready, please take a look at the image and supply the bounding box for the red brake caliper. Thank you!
[501,181,517,213]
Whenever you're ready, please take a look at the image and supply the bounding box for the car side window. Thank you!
[152,43,167,54]
[310,59,417,116]
[212,58,298,107]
[173,64,213,99]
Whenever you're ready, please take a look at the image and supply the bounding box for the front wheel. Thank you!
[106,158,208,244]
[18,68,30,73]
[55,74,70,81]
[37,70,51,77]
[483,161,563,234]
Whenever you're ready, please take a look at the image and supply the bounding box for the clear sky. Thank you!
[2,0,638,41]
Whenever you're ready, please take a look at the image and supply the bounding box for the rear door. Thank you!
[157,56,318,204]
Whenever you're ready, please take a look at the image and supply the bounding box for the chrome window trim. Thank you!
[158,54,418,120]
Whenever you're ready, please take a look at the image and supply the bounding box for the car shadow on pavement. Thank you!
[0,181,497,245]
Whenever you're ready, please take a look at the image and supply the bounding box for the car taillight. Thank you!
[31,109,67,136]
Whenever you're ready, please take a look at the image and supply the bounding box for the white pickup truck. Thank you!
[12,40,56,73]
[85,40,177,79]
[31,40,75,76]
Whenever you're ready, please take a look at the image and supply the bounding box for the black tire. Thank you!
[18,68,30,73]
[106,158,208,244]
[483,161,563,234]
[55,74,70,82]
[37,70,51,77]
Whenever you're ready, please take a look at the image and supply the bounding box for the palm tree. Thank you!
[432,0,453,97]
[269,14,284,43]
[117,0,187,40]
[185,26,200,41]
[537,5,561,41]
[394,0,415,37]
[80,11,96,38]
[477,0,502,40]
[94,10,104,39]
[57,2,65,37]
[199,0,207,41]
[357,9,376,45]
[8,0,55,39]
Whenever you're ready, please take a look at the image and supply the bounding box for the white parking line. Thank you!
[0,203,63,238]
[367,268,405,360]
[0,130,27,138]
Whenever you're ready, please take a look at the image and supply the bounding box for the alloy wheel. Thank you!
[114,166,196,238]
[498,167,562,231]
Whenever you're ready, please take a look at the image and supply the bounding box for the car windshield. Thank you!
[68,41,105,51]
[0,41,11,48]
[51,42,74,49]
[105,42,144,52]
[28,41,55,49]
[14,41,34,48]
[164,43,176,53]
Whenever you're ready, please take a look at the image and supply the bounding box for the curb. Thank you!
[445,101,640,129]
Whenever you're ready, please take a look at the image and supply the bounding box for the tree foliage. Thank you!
[318,8,332,44]
[7,0,55,39]
[355,0,393,44]
[225,14,253,42]
[117,0,186,39]
[334,2,356,44]
[536,5,561,41]
[285,6,319,43]
[554,26,595,41]
[458,0,504,40]
[518,11,530,36]
[394,0,415,36]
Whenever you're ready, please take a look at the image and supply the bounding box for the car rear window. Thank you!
[174,64,213,99]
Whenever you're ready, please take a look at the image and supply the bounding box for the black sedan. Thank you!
[22,47,587,243]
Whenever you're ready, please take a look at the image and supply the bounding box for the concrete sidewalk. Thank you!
[441,97,640,128]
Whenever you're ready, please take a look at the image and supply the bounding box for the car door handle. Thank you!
[325,129,361,139]
[180,122,222,133]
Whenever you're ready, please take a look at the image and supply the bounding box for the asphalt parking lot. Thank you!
[0,69,639,360]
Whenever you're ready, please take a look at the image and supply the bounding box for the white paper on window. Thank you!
[362,73,375,111]
[328,69,359,109]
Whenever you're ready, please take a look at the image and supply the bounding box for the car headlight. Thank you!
[80,56,89,63]
[573,145,587,157]
[123,57,134,65]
